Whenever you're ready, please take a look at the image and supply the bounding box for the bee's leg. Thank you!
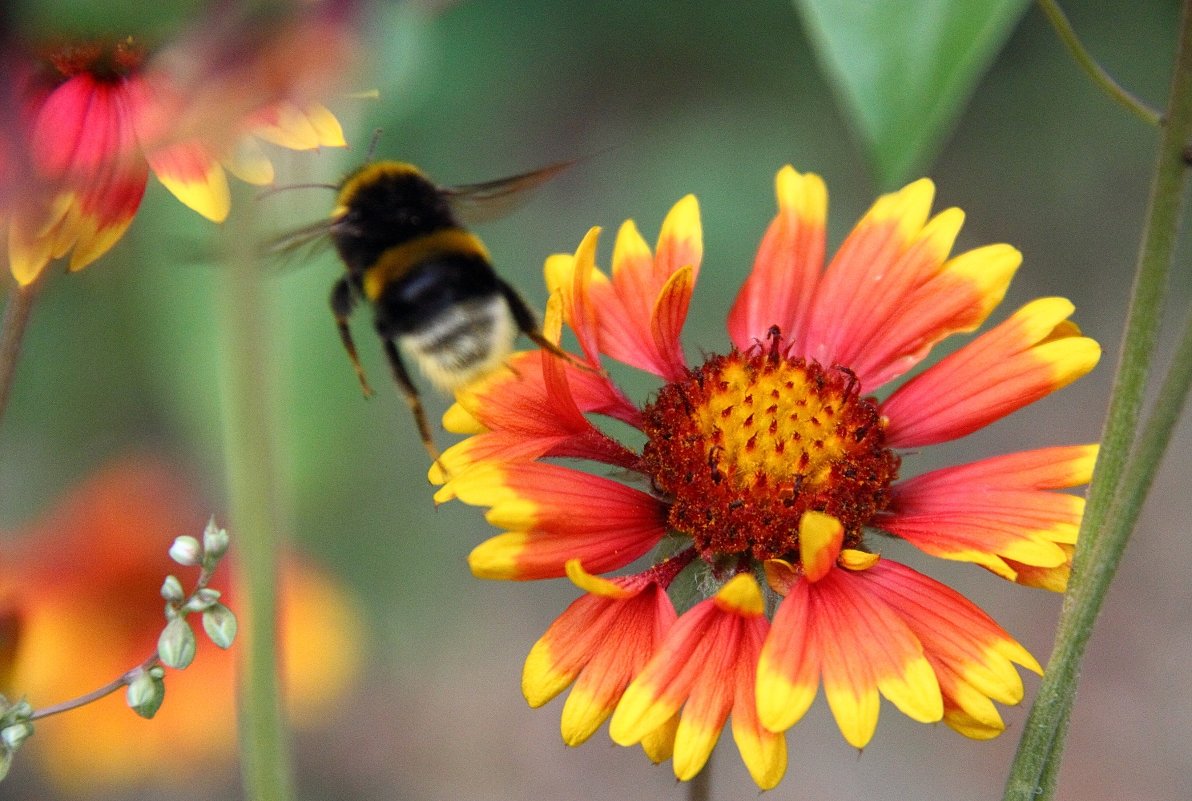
[380,337,445,469]
[331,277,376,397]
[497,280,596,371]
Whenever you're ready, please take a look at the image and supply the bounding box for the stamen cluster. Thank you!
[638,329,899,562]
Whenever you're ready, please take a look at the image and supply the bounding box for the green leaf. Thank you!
[794,0,1032,188]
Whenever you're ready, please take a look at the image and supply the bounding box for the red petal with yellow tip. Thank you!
[800,179,935,368]
[433,351,639,480]
[862,559,1041,739]
[727,166,827,350]
[882,298,1102,448]
[522,570,675,748]
[880,445,1094,582]
[610,575,786,789]
[573,197,701,380]
[146,140,231,222]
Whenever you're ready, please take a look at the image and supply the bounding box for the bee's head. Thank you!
[330,162,457,267]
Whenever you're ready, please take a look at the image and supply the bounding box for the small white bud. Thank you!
[168,536,202,566]
[202,520,230,561]
[160,575,185,604]
[184,587,222,613]
[1,721,32,750]
[202,604,238,649]
[157,618,197,669]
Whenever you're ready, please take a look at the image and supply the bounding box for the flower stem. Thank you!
[27,656,159,722]
[688,760,711,801]
[1036,0,1164,126]
[1003,3,1192,799]
[217,216,294,801]
[0,281,40,429]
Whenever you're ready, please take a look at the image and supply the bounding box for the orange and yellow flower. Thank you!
[434,166,1100,788]
[0,457,364,793]
[2,2,355,285]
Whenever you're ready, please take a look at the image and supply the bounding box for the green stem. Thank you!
[0,281,40,429]
[1036,0,1164,126]
[1004,3,1192,799]
[218,220,294,801]
[688,760,711,801]
[27,656,159,722]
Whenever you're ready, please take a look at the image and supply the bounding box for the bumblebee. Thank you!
[267,160,575,463]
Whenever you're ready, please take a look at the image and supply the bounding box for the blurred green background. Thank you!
[2,0,1189,799]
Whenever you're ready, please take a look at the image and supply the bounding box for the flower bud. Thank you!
[0,721,32,750]
[158,618,197,669]
[185,587,222,613]
[202,519,230,561]
[126,670,166,719]
[168,535,202,566]
[160,575,185,604]
[202,603,238,649]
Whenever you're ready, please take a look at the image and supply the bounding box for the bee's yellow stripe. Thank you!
[361,228,492,301]
[333,161,422,216]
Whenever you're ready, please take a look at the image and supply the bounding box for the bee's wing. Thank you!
[441,160,575,225]
[259,217,337,268]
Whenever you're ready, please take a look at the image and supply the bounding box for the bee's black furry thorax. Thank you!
[331,162,458,275]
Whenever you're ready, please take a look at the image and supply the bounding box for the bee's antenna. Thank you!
[366,127,383,162]
[256,182,339,200]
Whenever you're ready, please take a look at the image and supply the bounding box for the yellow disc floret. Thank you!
[638,329,899,562]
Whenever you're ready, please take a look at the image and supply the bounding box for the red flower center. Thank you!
[46,37,145,81]
[638,328,899,564]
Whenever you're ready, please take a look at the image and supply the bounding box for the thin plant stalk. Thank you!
[1003,2,1192,798]
[687,761,712,801]
[1036,0,1163,126]
[217,213,294,801]
[0,280,41,429]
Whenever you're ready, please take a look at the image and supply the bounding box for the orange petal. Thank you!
[883,298,1101,448]
[147,141,231,222]
[802,178,935,368]
[728,165,827,350]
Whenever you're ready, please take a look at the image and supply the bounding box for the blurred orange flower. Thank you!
[2,1,358,285]
[0,457,364,793]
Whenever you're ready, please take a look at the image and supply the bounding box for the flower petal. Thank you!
[249,100,345,150]
[68,159,148,271]
[846,242,1022,391]
[558,197,701,380]
[610,574,783,788]
[798,511,843,582]
[544,233,602,363]
[443,460,667,539]
[880,445,1095,586]
[523,572,675,746]
[756,578,821,733]
[222,135,275,185]
[431,349,639,483]
[863,559,1041,739]
[728,166,827,349]
[882,298,1101,448]
[147,141,231,222]
[801,178,935,368]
